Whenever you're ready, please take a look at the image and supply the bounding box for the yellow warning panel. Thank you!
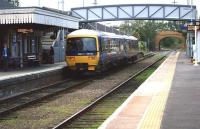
[138,52,180,129]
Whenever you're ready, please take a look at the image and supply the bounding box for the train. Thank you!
[65,29,143,72]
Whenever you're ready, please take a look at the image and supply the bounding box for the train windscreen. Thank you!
[66,37,97,56]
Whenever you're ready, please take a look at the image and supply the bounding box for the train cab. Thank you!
[66,29,100,71]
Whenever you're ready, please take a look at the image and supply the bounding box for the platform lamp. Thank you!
[190,0,199,66]
[58,0,64,11]
[172,0,177,5]
[93,0,97,6]
[59,0,65,47]
[61,0,64,11]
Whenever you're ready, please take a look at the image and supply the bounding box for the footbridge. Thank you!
[71,4,197,22]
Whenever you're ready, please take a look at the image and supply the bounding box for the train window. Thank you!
[66,39,77,52]
[104,38,111,52]
[101,37,107,52]
[76,39,83,50]
[120,43,124,51]
[66,38,96,55]
[125,41,129,51]
[101,37,121,52]
[128,40,138,49]
[82,38,96,51]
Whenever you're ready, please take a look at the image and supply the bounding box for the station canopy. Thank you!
[0,7,80,29]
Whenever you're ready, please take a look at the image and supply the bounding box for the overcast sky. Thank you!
[19,0,199,11]
[19,0,199,25]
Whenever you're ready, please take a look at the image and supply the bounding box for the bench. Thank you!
[27,55,40,66]
[9,57,20,68]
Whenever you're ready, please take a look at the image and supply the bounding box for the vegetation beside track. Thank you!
[59,57,167,129]
[0,53,167,129]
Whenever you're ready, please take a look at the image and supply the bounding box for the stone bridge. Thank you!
[154,31,185,50]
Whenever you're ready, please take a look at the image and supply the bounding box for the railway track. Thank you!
[0,52,167,129]
[0,78,91,117]
[52,54,166,129]
[136,52,155,62]
[0,52,155,118]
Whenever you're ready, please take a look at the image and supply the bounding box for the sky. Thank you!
[19,0,199,11]
[19,0,200,25]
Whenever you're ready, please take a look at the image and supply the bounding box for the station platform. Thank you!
[0,62,66,99]
[99,51,200,129]
[0,62,66,87]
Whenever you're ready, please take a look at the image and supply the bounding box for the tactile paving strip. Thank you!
[138,52,180,129]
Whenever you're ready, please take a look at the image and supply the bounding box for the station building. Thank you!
[0,0,79,68]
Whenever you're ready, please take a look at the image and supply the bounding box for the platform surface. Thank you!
[161,52,200,129]
[99,51,200,129]
[0,62,66,81]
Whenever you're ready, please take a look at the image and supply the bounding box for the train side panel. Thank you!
[98,36,126,68]
[125,36,143,61]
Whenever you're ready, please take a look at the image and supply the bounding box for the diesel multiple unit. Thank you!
[66,29,143,72]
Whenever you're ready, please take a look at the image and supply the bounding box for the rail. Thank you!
[0,79,91,117]
[52,54,166,129]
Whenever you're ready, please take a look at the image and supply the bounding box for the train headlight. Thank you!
[67,57,75,61]
[88,56,96,60]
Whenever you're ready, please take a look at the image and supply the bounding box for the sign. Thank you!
[17,29,33,33]
[187,25,200,31]
[194,20,200,25]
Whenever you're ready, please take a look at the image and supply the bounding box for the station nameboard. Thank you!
[187,25,199,31]
[195,20,200,26]
[187,20,200,31]
[17,29,33,33]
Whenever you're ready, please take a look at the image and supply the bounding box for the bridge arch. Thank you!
[154,31,185,50]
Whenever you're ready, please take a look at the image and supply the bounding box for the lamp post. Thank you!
[61,0,64,11]
[172,0,177,5]
[194,25,199,66]
[38,0,40,7]
[58,0,64,11]
[189,0,199,66]
[93,0,97,6]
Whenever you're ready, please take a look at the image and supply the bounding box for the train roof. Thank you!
[67,29,137,40]
[128,36,138,40]
[101,32,119,38]
[67,29,100,37]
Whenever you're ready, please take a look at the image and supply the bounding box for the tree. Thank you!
[119,20,184,50]
[160,37,182,49]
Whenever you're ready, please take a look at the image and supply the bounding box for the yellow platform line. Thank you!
[137,52,180,129]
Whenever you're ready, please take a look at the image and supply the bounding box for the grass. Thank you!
[0,56,166,129]
[65,57,166,129]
